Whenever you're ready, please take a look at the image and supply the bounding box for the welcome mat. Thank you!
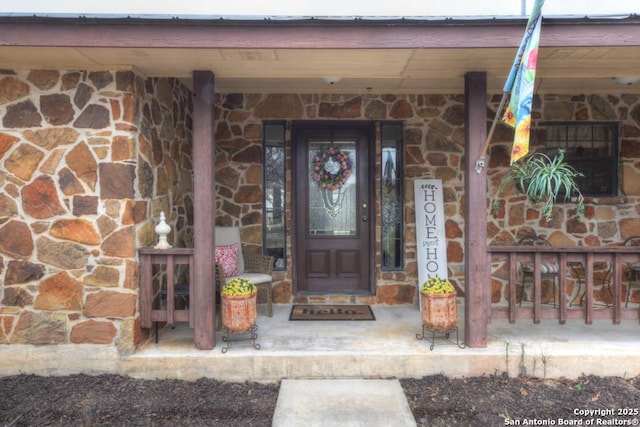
[289,305,375,321]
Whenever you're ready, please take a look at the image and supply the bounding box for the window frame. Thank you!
[380,121,404,271]
[262,120,287,271]
[539,121,619,197]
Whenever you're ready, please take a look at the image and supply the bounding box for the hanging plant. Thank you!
[493,149,585,221]
[311,147,352,190]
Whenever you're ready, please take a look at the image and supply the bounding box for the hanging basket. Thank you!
[221,292,257,333]
[421,292,458,332]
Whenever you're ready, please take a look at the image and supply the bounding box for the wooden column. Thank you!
[192,70,216,350]
[464,72,489,348]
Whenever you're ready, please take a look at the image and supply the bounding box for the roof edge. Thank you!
[0,13,638,26]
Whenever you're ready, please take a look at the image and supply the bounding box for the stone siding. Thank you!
[214,93,468,305]
[2,69,640,348]
[487,93,640,305]
[214,92,640,307]
[0,70,193,349]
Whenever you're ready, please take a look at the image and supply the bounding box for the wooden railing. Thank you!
[139,248,194,330]
[488,245,640,324]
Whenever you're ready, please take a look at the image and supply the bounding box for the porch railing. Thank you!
[488,245,640,324]
[139,248,194,330]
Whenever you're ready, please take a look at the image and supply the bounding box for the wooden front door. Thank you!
[293,121,374,294]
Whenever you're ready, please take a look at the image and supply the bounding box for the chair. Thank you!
[517,235,559,307]
[567,260,612,308]
[623,236,640,307]
[568,261,586,307]
[214,226,275,317]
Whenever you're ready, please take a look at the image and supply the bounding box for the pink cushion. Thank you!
[215,244,239,278]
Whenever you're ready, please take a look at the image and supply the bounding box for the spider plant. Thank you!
[493,149,585,221]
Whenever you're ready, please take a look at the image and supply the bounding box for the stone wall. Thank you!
[214,92,640,307]
[0,70,193,349]
[2,75,638,349]
[487,93,640,305]
[213,93,468,305]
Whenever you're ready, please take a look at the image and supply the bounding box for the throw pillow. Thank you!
[215,243,239,278]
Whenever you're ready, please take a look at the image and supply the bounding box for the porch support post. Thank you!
[192,70,216,350]
[464,71,490,348]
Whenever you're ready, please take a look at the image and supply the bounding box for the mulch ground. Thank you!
[402,374,640,426]
[1,374,639,426]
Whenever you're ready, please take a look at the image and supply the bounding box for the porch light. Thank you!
[323,77,341,85]
[613,76,640,86]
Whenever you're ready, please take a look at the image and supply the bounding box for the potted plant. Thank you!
[220,277,257,333]
[420,276,458,331]
[492,149,585,221]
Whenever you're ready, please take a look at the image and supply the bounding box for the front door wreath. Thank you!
[311,147,352,190]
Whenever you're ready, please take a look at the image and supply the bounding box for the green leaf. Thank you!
[494,149,584,221]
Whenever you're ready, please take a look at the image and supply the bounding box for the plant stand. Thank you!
[416,325,465,351]
[220,291,260,353]
[421,292,458,328]
[418,291,465,350]
[221,293,257,331]
[221,324,260,353]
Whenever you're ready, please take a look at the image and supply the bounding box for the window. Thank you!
[543,122,618,197]
[263,121,286,270]
[381,122,404,270]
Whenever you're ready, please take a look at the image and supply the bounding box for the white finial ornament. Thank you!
[154,211,172,249]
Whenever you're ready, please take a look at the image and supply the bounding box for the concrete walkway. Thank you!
[273,379,416,427]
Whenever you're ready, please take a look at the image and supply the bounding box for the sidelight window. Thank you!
[381,122,404,270]
[263,121,286,270]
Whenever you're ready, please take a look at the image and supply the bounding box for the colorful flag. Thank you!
[503,0,545,164]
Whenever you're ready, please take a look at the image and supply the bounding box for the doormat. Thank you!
[289,305,375,321]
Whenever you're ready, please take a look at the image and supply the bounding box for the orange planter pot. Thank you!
[421,292,457,332]
[221,293,257,333]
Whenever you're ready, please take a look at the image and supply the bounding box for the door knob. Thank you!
[362,215,368,222]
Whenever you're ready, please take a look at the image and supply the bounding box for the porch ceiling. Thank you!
[2,45,639,94]
[1,16,640,94]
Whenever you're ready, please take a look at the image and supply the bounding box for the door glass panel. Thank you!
[308,140,357,236]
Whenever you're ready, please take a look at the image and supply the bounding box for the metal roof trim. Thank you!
[0,12,637,22]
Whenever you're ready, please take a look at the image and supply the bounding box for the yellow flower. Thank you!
[421,276,455,295]
[503,106,516,128]
[222,277,256,296]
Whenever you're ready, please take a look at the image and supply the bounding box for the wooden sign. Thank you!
[414,179,448,306]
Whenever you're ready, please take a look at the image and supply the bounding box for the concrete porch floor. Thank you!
[2,303,640,383]
[125,303,640,382]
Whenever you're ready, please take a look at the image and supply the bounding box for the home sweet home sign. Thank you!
[413,179,448,306]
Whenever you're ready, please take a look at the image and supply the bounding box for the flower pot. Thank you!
[221,292,257,333]
[421,292,457,332]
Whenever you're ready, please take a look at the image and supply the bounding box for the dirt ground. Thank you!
[1,374,639,426]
